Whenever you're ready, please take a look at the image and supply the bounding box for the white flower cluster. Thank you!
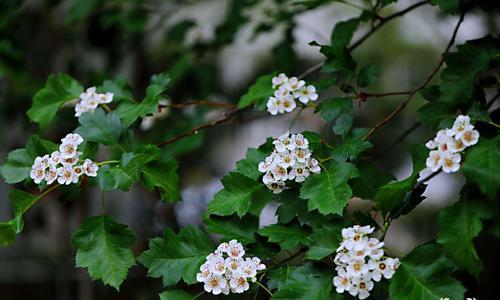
[29,133,99,185]
[258,131,320,194]
[267,73,318,115]
[333,225,399,300]
[425,115,479,173]
[197,240,266,295]
[75,87,113,117]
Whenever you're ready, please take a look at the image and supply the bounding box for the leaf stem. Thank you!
[255,281,273,297]
[192,291,205,300]
[97,160,121,166]
[380,220,390,241]
[102,104,112,113]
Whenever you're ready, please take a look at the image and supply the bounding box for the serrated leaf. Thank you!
[357,65,380,88]
[258,223,310,250]
[207,172,271,217]
[76,109,125,146]
[389,244,466,300]
[204,215,258,244]
[315,97,352,122]
[138,225,213,286]
[72,216,137,290]
[331,138,372,161]
[300,162,354,215]
[98,77,134,103]
[235,147,268,181]
[332,114,353,138]
[305,223,343,260]
[430,0,459,14]
[437,196,493,279]
[418,102,455,129]
[462,136,500,199]
[9,189,40,216]
[97,166,135,191]
[331,18,360,48]
[115,73,170,126]
[141,157,181,202]
[237,73,275,110]
[27,73,83,129]
[350,162,394,199]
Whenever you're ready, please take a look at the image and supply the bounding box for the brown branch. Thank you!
[156,108,246,147]
[298,0,429,80]
[362,13,465,140]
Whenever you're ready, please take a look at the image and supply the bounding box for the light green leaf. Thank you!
[300,162,354,215]
[258,223,310,250]
[9,189,40,216]
[76,109,125,146]
[0,149,32,184]
[27,74,83,129]
[389,244,466,300]
[97,166,135,191]
[98,77,134,103]
[331,138,372,161]
[138,225,213,286]
[235,147,268,181]
[72,216,137,290]
[141,157,181,202]
[207,172,271,217]
[462,136,500,199]
[437,196,493,279]
[237,73,275,110]
[115,73,170,126]
[0,220,18,246]
[315,97,352,122]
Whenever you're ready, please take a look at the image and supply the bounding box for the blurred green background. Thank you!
[0,0,499,299]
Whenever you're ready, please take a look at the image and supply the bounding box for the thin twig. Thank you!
[363,13,465,140]
[156,108,245,147]
[160,100,236,110]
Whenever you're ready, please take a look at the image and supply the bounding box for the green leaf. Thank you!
[258,223,310,250]
[237,73,275,110]
[27,73,83,129]
[138,225,213,286]
[389,244,466,300]
[72,216,137,290]
[315,97,352,122]
[76,109,125,146]
[159,290,194,300]
[350,162,394,199]
[98,77,134,103]
[300,162,354,215]
[97,166,135,191]
[462,136,500,199]
[115,73,170,126]
[9,189,40,216]
[375,144,428,215]
[204,215,258,244]
[418,102,456,129]
[357,65,380,88]
[0,149,32,184]
[141,157,181,202]
[468,101,492,123]
[311,41,356,74]
[437,196,493,279]
[332,114,353,138]
[0,220,17,246]
[331,18,360,48]
[430,0,459,14]
[331,138,372,161]
[305,223,343,260]
[66,0,100,23]
[207,172,271,217]
[268,263,334,300]
[235,147,268,181]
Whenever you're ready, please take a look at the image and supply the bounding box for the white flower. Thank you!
[448,138,466,153]
[288,163,309,183]
[33,155,49,170]
[258,157,274,173]
[460,128,479,147]
[425,140,437,149]
[266,181,286,194]
[282,95,296,113]
[271,164,289,181]
[350,276,374,300]
[44,166,58,185]
[81,96,99,110]
[49,151,62,166]
[266,97,282,115]
[333,268,352,293]
[229,275,249,293]
[61,133,84,146]
[80,87,96,99]
[369,258,397,281]
[285,77,305,92]
[263,171,277,185]
[208,256,226,276]
[30,166,45,184]
[425,150,443,172]
[203,274,227,295]
[217,242,229,253]
[306,158,321,173]
[225,257,243,273]
[441,151,461,173]
[291,134,309,149]
[279,151,295,168]
[95,92,113,104]
[197,263,210,282]
[62,152,81,166]
[272,73,288,88]
[293,85,318,104]
[451,115,472,138]
[83,159,99,177]
[274,86,291,99]
[57,165,76,185]
[239,259,257,278]
[227,240,245,259]
[59,142,78,159]
[346,258,370,277]
[251,257,266,271]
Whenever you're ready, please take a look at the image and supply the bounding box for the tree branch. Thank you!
[362,13,465,140]
[160,100,236,110]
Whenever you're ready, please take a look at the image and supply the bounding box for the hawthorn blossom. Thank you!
[74,87,114,117]
[266,73,319,115]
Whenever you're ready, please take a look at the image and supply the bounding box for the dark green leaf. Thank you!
[72,216,137,290]
[357,65,380,88]
[76,109,125,146]
[159,290,194,300]
[315,97,353,122]
[138,225,213,286]
[258,223,310,250]
[330,18,360,47]
[332,114,353,138]
[235,148,268,181]
[331,138,372,161]
[27,74,83,129]
[389,244,466,300]
[141,157,181,202]
[204,215,258,244]
[237,73,275,110]
[430,0,459,14]
[0,149,32,184]
[305,223,343,260]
